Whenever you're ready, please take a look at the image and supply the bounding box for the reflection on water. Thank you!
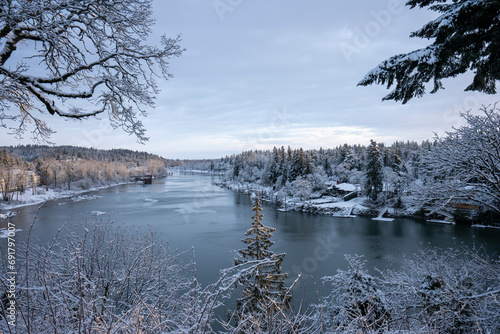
[1,173,499,304]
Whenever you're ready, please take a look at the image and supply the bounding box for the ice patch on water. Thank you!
[91,211,107,216]
[72,195,103,202]
[0,211,15,219]
[0,228,22,238]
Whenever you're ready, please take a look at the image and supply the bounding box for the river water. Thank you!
[1,172,499,305]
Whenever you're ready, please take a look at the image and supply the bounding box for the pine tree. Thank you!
[323,153,333,177]
[359,0,500,103]
[268,147,281,185]
[279,146,290,186]
[319,255,391,332]
[365,140,384,201]
[234,196,290,327]
[232,155,243,178]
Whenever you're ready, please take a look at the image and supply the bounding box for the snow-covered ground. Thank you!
[0,181,130,211]
[294,196,371,216]
[335,183,358,192]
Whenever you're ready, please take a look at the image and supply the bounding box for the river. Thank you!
[1,172,499,307]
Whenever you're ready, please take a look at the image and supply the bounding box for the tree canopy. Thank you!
[358,0,500,103]
[0,0,183,142]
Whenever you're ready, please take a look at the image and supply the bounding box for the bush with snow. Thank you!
[0,220,204,333]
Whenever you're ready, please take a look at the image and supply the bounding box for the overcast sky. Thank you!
[2,0,498,159]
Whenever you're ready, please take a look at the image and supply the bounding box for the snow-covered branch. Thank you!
[359,0,499,103]
[0,0,184,142]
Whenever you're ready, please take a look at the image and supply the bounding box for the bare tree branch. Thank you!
[0,0,184,142]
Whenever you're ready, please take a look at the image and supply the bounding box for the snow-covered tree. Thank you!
[318,255,391,333]
[424,104,500,214]
[322,153,333,177]
[233,196,291,330]
[382,247,500,334]
[291,177,313,201]
[359,0,500,103]
[0,0,183,142]
[365,139,384,201]
[267,146,281,185]
[0,219,205,333]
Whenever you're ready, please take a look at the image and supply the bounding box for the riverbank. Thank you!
[216,179,387,218]
[217,180,500,229]
[0,181,132,212]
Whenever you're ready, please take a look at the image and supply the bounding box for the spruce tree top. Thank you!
[236,196,276,263]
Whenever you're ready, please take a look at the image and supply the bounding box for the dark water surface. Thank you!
[2,172,499,303]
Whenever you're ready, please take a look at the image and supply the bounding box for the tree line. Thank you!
[186,105,500,224]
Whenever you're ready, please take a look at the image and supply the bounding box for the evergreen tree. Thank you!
[268,147,281,185]
[232,155,243,178]
[279,146,290,186]
[303,149,313,175]
[359,0,500,103]
[319,255,391,332]
[322,151,333,177]
[233,196,290,328]
[365,140,384,201]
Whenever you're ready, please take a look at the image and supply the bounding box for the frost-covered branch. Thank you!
[422,104,500,214]
[0,219,202,333]
[0,0,184,142]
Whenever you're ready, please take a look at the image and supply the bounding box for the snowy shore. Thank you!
[0,181,132,212]
[217,179,378,217]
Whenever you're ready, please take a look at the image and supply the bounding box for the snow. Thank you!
[0,211,16,219]
[335,183,357,192]
[307,196,341,204]
[427,219,456,225]
[91,211,107,216]
[371,206,394,221]
[218,180,378,217]
[372,217,395,222]
[315,197,369,217]
[0,182,130,210]
[472,224,500,229]
[277,191,369,216]
[405,47,438,64]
